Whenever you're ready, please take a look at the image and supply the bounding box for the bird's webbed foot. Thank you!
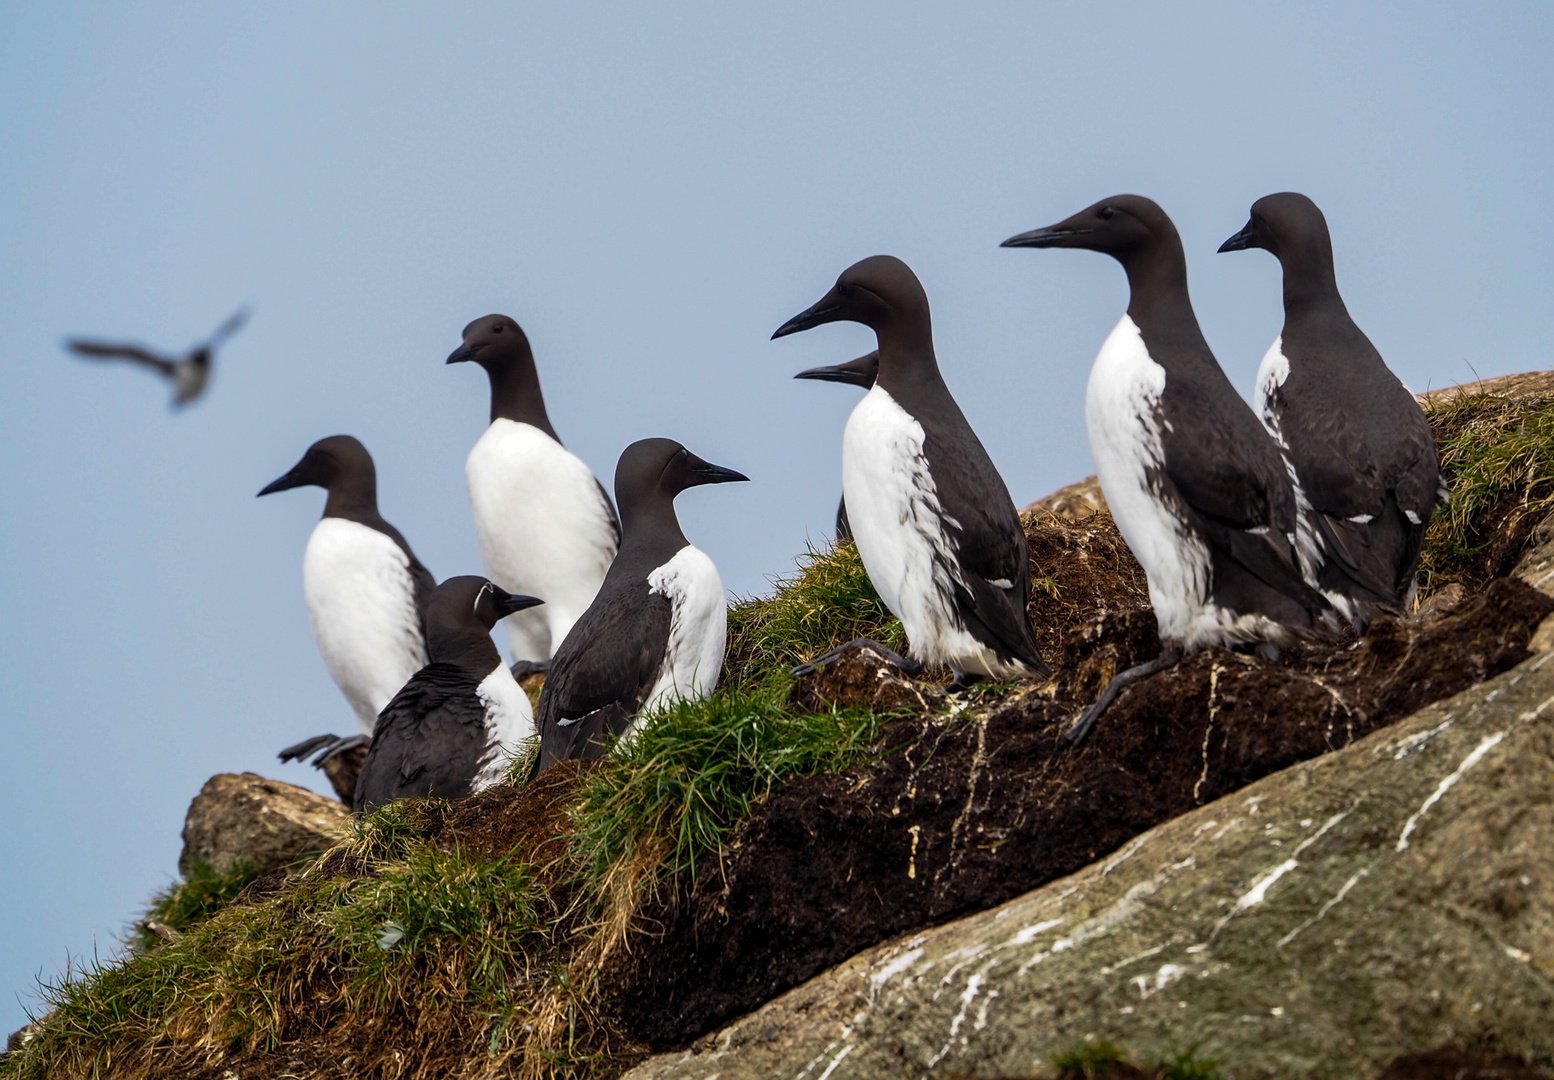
[510,658,551,681]
[791,637,923,678]
[1065,650,1181,746]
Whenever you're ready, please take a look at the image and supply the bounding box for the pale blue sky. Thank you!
[1,1,1549,1036]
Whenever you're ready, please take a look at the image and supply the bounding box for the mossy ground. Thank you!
[9,387,1554,1080]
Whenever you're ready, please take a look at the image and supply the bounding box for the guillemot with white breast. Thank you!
[448,315,621,676]
[533,439,747,773]
[259,435,435,771]
[794,349,879,542]
[774,256,1051,685]
[1219,192,1447,629]
[1003,195,1336,742]
[355,577,542,812]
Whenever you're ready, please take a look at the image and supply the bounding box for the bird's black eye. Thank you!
[1099,207,1116,221]
[492,323,504,333]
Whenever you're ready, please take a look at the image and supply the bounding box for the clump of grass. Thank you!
[133,859,264,948]
[568,686,883,886]
[1418,390,1554,593]
[1152,1047,1223,1080]
[1052,1037,1129,1077]
[723,540,905,693]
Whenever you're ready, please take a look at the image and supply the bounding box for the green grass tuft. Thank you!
[134,859,264,947]
[568,686,884,886]
[1418,391,1554,593]
[722,540,905,694]
[1053,1037,1128,1077]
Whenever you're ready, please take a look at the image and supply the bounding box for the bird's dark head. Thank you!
[1001,195,1177,264]
[772,256,930,342]
[616,438,749,503]
[1218,192,1329,261]
[446,314,532,371]
[433,576,544,631]
[258,434,374,497]
[793,349,879,389]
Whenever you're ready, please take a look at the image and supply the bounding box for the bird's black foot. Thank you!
[510,658,551,681]
[1065,651,1181,746]
[792,637,923,678]
[949,672,987,690]
[278,733,369,767]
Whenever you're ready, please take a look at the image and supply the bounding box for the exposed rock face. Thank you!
[179,772,352,876]
[606,561,1553,1047]
[624,646,1554,1080]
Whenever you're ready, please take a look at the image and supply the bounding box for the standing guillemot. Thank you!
[259,435,435,771]
[773,256,1051,684]
[355,577,542,812]
[66,307,248,408]
[1003,195,1335,742]
[794,350,879,542]
[448,314,621,676]
[1219,192,1447,628]
[533,439,747,773]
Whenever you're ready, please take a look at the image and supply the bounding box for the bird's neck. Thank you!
[617,496,690,562]
[872,320,946,400]
[427,626,503,676]
[322,475,380,523]
[1122,245,1213,357]
[1279,245,1347,321]
[486,359,560,440]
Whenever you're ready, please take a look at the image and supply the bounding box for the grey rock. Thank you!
[625,649,1554,1080]
[178,772,351,876]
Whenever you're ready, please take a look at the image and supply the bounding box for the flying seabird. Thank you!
[1002,195,1336,742]
[533,438,747,773]
[355,576,542,812]
[773,256,1050,685]
[1219,192,1447,628]
[794,349,879,541]
[448,315,620,677]
[65,307,248,408]
[259,435,436,771]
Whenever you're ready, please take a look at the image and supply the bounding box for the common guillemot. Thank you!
[448,314,620,676]
[355,577,542,812]
[66,307,248,408]
[259,435,435,771]
[794,350,879,542]
[1003,196,1335,741]
[774,256,1050,685]
[533,439,746,773]
[1219,192,1447,628]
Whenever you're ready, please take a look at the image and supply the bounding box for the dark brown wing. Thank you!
[66,339,177,376]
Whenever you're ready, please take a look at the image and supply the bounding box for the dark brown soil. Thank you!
[604,574,1554,1047]
[1376,1045,1554,1079]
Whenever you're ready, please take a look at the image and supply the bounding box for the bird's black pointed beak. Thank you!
[257,463,307,497]
[772,286,845,340]
[446,342,478,365]
[494,588,544,615]
[794,362,864,384]
[999,226,1082,249]
[682,451,750,487]
[1218,219,1256,253]
[794,350,878,389]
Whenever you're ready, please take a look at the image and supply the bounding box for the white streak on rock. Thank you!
[1397,732,1505,851]
[1276,865,1371,948]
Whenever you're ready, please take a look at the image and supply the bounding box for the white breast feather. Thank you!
[471,662,535,790]
[1255,336,1349,626]
[1088,316,1293,651]
[841,386,1020,678]
[633,545,727,735]
[466,420,618,661]
[302,518,428,735]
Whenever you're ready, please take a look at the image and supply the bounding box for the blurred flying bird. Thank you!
[65,307,249,408]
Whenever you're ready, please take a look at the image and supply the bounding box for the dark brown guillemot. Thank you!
[1003,196,1335,742]
[259,435,436,772]
[1219,192,1447,629]
[355,576,542,812]
[774,256,1050,685]
[534,439,747,773]
[65,307,248,408]
[448,314,620,678]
